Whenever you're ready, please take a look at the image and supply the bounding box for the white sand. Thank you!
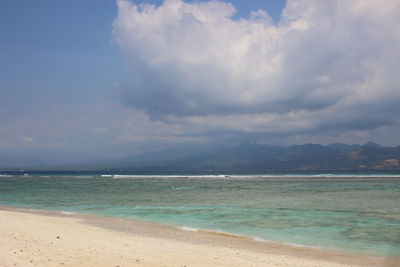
[0,207,398,267]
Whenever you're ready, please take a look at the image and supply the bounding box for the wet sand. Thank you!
[0,206,398,267]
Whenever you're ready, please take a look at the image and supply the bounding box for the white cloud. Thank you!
[113,0,400,141]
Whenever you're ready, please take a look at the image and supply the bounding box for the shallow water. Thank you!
[0,174,399,256]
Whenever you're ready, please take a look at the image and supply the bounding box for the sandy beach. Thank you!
[0,206,398,267]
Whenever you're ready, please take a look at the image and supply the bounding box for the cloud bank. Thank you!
[113,0,400,140]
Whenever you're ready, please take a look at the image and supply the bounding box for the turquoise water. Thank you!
[0,174,399,256]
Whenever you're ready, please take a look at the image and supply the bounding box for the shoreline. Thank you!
[1,205,398,266]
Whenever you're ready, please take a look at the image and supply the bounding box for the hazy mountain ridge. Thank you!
[131,142,400,171]
[2,142,400,172]
[166,143,400,171]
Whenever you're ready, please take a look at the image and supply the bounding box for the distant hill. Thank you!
[2,142,400,172]
[326,143,361,152]
[162,142,400,171]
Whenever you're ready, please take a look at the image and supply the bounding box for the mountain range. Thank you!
[2,141,400,172]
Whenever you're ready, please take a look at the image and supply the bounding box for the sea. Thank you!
[0,172,399,257]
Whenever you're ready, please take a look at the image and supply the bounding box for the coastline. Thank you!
[1,206,398,267]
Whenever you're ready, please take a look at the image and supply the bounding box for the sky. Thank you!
[1,0,400,162]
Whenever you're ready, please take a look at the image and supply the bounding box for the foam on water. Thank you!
[112,174,231,179]
[60,211,77,215]
[7,173,397,180]
[110,174,400,179]
[252,236,269,242]
[179,226,199,232]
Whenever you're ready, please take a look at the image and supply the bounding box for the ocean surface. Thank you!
[0,173,399,257]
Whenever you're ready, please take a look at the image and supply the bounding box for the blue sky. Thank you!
[1,1,123,103]
[1,0,400,162]
[1,0,285,106]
